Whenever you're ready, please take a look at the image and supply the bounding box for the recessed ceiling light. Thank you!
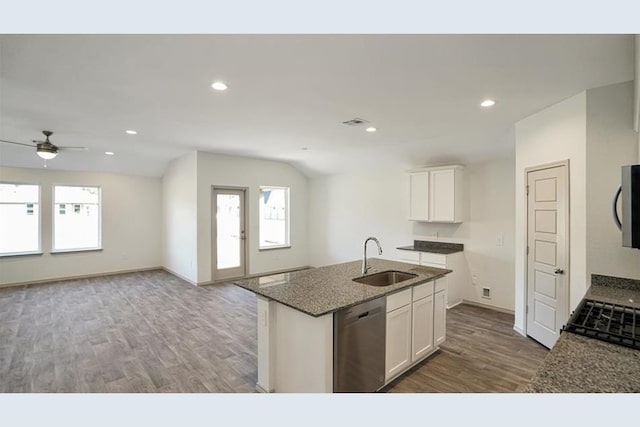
[366,127,377,132]
[480,99,496,107]
[125,130,137,135]
[211,81,228,91]
[105,151,115,156]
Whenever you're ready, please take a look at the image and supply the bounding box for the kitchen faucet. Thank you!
[362,237,383,275]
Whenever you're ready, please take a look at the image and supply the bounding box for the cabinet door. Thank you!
[434,289,447,346]
[409,172,429,221]
[429,169,455,222]
[411,295,434,362]
[385,304,412,381]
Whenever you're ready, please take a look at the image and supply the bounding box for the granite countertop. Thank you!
[234,258,451,317]
[397,240,463,255]
[527,274,640,393]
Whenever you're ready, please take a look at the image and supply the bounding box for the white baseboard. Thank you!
[161,267,198,286]
[513,325,526,336]
[254,384,272,393]
[461,299,515,315]
[0,266,163,289]
[446,300,464,309]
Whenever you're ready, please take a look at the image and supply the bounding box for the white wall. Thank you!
[162,152,198,283]
[586,81,640,280]
[514,92,588,333]
[308,168,411,266]
[0,166,162,285]
[196,152,309,283]
[308,156,517,312]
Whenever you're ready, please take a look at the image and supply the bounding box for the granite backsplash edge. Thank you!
[413,240,464,251]
[591,274,640,290]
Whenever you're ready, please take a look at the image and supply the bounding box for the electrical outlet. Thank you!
[496,236,504,246]
[482,287,491,299]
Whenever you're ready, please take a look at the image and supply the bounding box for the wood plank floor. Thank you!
[0,270,258,393]
[0,270,548,392]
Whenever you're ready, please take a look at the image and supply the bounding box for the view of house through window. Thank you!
[0,183,40,255]
[54,185,101,251]
[259,186,289,249]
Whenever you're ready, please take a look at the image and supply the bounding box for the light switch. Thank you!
[496,236,504,246]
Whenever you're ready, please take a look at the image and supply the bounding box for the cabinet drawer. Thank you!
[386,288,412,312]
[435,276,447,294]
[412,281,434,301]
[396,250,420,265]
[420,252,447,266]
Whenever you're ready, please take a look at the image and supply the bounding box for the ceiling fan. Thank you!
[0,130,88,160]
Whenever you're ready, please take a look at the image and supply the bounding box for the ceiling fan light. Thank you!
[37,151,57,160]
[37,145,57,160]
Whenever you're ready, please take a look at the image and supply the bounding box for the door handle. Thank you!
[240,230,246,240]
[554,268,564,275]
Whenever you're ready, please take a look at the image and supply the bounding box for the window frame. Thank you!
[0,181,42,257]
[258,185,291,251]
[51,184,103,253]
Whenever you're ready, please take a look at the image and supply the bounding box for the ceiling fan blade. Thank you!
[59,146,88,151]
[0,139,35,148]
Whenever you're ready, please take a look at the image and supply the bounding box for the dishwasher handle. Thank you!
[341,307,383,326]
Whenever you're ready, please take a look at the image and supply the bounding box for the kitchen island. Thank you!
[235,258,451,393]
[527,274,640,392]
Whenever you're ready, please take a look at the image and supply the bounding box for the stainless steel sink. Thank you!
[353,270,418,287]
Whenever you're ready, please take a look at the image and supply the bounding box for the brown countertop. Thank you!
[397,239,464,255]
[234,258,450,317]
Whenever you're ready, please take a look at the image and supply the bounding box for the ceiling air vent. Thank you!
[342,118,370,127]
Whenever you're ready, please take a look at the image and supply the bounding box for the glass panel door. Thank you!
[213,188,246,281]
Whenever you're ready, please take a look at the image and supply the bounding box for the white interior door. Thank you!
[526,164,568,349]
[213,188,246,281]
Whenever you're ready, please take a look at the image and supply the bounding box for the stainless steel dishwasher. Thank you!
[333,296,386,392]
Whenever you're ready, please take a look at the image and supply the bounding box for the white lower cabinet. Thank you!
[411,294,434,362]
[434,287,447,346]
[385,303,412,381]
[385,279,445,384]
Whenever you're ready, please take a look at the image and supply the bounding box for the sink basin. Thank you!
[353,270,418,287]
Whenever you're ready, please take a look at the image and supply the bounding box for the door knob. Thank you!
[554,268,564,275]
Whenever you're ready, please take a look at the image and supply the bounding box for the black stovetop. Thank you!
[563,299,639,351]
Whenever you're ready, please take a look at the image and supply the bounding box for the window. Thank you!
[53,185,101,251]
[259,186,289,249]
[0,183,40,255]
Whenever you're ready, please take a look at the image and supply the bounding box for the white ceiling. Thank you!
[0,35,634,177]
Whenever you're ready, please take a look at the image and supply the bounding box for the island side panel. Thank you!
[275,303,333,392]
[256,295,276,392]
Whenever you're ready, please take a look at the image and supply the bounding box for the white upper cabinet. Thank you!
[409,171,429,221]
[408,165,466,223]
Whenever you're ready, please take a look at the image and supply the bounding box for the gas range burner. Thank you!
[563,299,639,350]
